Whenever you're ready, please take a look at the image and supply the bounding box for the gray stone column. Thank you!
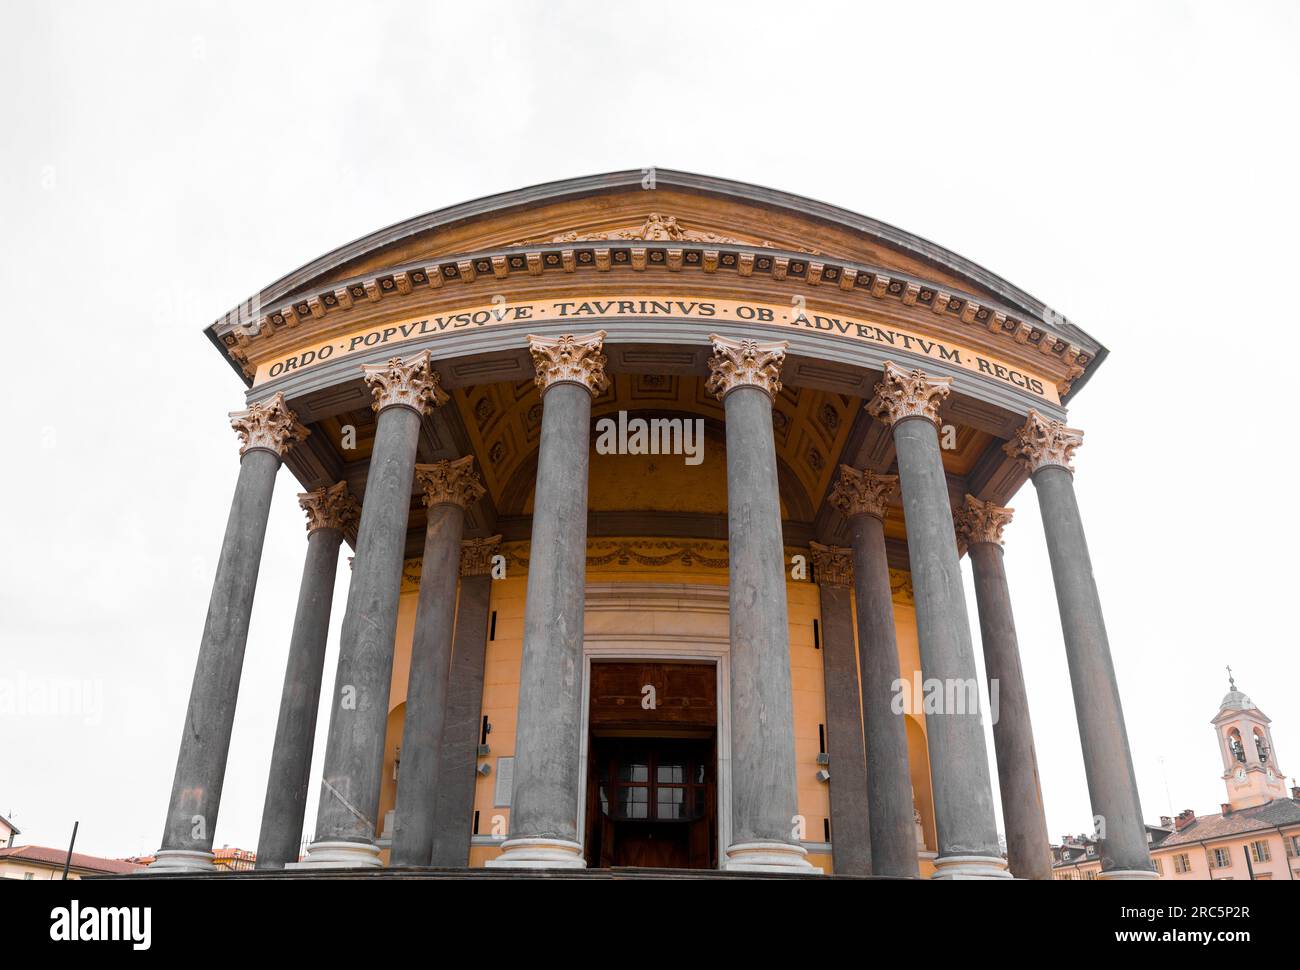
[954,495,1053,880]
[707,334,815,873]
[490,332,607,869]
[391,457,484,866]
[809,543,872,875]
[302,352,446,868]
[867,362,1007,879]
[429,536,499,868]
[255,483,358,870]
[829,466,920,877]
[1006,411,1155,879]
[151,393,307,872]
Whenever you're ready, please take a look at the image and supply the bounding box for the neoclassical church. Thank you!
[148,171,1152,878]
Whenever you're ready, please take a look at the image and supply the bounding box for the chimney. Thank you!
[1174,809,1197,832]
[1221,803,1233,817]
[1292,786,1300,800]
[1159,816,1173,828]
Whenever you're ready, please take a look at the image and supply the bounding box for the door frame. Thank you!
[577,583,732,868]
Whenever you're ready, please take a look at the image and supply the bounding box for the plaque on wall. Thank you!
[494,756,514,807]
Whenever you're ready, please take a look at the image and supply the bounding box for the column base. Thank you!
[486,837,587,869]
[931,854,1012,879]
[146,849,216,873]
[723,841,822,874]
[1097,867,1159,880]
[290,840,383,869]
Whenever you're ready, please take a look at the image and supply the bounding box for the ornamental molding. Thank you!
[953,494,1014,549]
[502,538,732,573]
[298,481,360,535]
[521,213,751,245]
[705,333,787,402]
[460,535,503,577]
[527,331,610,396]
[219,243,1092,394]
[1003,409,1084,473]
[828,465,898,521]
[866,361,952,428]
[890,570,914,605]
[229,391,309,457]
[809,541,853,588]
[362,350,448,415]
[414,455,486,510]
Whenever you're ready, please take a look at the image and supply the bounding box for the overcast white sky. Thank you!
[2,1,1297,860]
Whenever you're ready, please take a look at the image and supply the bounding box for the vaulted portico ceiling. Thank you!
[205,169,1106,402]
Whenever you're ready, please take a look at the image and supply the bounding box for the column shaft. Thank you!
[157,448,280,867]
[310,404,422,861]
[848,513,920,877]
[500,382,592,863]
[1034,464,1152,876]
[968,541,1052,880]
[892,417,1004,875]
[816,582,872,874]
[722,385,802,862]
[391,501,465,865]
[255,525,343,869]
[429,572,493,867]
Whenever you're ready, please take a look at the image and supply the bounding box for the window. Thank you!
[1084,869,1097,880]
[1210,848,1230,869]
[604,746,708,823]
[1253,873,1272,880]
[1153,857,1164,875]
[1285,835,1299,858]
[1173,853,1191,874]
[1250,840,1271,863]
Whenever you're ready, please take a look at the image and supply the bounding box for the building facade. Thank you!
[1053,674,1300,881]
[148,171,1150,878]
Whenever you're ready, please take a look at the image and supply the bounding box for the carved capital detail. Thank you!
[361,350,448,415]
[527,331,609,396]
[953,494,1014,549]
[828,464,898,520]
[809,541,853,588]
[865,361,952,427]
[229,391,309,457]
[414,455,486,510]
[1003,409,1084,473]
[705,333,788,401]
[460,535,503,577]
[298,481,360,535]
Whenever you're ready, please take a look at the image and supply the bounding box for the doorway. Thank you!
[583,661,718,869]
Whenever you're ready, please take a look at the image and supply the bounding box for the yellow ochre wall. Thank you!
[377,547,935,875]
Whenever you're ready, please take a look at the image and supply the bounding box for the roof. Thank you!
[208,169,1107,397]
[0,845,144,875]
[1156,798,1300,848]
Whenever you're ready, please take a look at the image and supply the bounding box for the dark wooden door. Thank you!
[588,737,715,869]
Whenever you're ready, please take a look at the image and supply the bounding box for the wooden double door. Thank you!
[584,661,718,870]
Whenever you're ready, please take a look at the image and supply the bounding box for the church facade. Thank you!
[148,171,1149,878]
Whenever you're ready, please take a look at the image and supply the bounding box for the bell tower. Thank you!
[1214,667,1287,810]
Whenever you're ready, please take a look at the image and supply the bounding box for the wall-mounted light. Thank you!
[815,769,830,783]
[477,762,492,776]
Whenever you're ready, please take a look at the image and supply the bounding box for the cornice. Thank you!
[211,236,1095,398]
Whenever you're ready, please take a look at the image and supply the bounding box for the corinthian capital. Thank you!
[705,334,787,402]
[298,481,360,535]
[828,464,898,520]
[414,455,486,510]
[1003,409,1084,473]
[362,350,448,415]
[229,392,309,457]
[460,535,503,577]
[866,361,952,427]
[953,495,1014,549]
[809,541,853,588]
[527,331,610,396]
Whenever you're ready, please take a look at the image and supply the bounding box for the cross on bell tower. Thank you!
[1213,669,1287,810]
